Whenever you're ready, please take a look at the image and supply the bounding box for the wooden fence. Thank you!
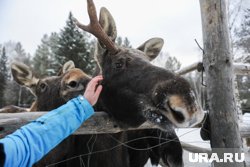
[1,111,250,137]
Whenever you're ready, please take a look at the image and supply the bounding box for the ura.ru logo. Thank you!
[189,152,245,163]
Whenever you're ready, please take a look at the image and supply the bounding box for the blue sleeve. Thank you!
[0,95,94,167]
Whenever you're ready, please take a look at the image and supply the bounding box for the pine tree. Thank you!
[235,8,250,113]
[55,12,95,74]
[116,36,132,48]
[123,37,132,48]
[151,52,181,72]
[4,80,21,106]
[14,42,31,65]
[165,55,181,72]
[116,37,123,46]
[33,33,59,76]
[0,47,8,107]
[235,8,250,55]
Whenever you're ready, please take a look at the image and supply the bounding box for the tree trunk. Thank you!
[199,0,244,166]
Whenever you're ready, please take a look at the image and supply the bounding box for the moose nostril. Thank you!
[68,81,78,88]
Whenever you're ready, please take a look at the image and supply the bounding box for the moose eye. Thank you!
[127,57,132,62]
[39,83,47,92]
[114,58,126,70]
[68,81,78,88]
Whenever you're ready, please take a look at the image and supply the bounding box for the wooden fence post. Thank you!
[199,0,245,166]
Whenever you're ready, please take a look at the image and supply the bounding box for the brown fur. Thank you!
[10,61,129,167]
[75,1,205,166]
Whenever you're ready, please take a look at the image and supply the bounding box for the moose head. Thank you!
[74,0,204,128]
[11,61,91,111]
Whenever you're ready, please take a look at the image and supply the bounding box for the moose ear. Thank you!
[62,60,75,74]
[56,60,75,76]
[11,62,39,88]
[137,38,164,61]
[94,7,117,70]
[99,7,117,42]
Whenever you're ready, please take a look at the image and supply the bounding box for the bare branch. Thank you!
[194,39,205,55]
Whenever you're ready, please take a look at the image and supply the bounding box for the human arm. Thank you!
[0,76,103,167]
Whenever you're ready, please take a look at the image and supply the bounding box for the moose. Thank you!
[74,0,205,165]
[76,0,203,166]
[0,61,77,113]
[10,61,132,167]
[10,60,184,167]
[74,0,204,131]
[2,0,205,166]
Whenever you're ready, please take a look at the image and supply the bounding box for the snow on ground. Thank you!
[144,113,250,167]
[144,128,211,167]
[177,128,210,167]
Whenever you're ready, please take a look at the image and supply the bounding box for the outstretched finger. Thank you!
[87,76,103,92]
[94,85,103,97]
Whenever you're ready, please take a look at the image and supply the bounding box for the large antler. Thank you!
[73,0,119,55]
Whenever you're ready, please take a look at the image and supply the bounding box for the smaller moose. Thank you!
[10,61,154,167]
[11,60,91,111]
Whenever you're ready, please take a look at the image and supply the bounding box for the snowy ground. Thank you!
[144,114,250,167]
[177,128,211,167]
[144,128,211,167]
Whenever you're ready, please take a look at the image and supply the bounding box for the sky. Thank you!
[0,0,203,67]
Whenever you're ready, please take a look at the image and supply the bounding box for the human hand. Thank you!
[84,75,103,106]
